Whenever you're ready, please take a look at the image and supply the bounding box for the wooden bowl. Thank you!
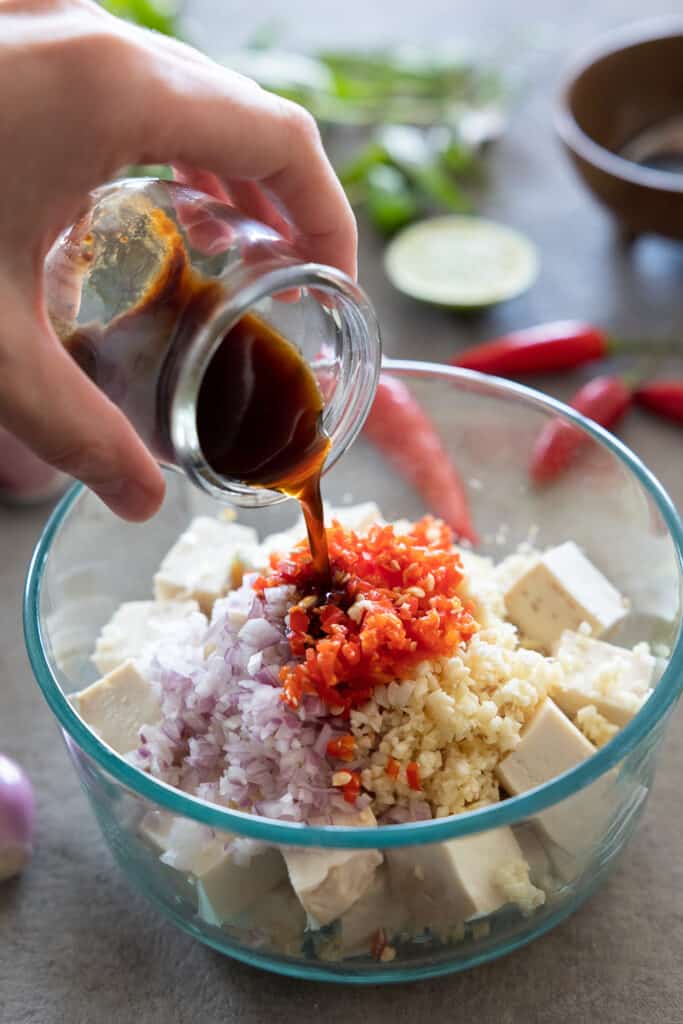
[556,19,683,240]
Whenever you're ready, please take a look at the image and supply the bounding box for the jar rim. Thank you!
[23,360,683,849]
[168,261,381,508]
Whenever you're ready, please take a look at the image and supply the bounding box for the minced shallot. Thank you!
[134,575,371,823]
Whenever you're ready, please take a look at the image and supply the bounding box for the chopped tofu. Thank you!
[254,521,308,566]
[513,823,555,891]
[93,599,205,674]
[73,660,160,755]
[139,810,174,853]
[154,516,259,613]
[139,813,286,922]
[334,867,407,957]
[504,541,627,651]
[552,630,654,727]
[196,842,286,925]
[282,809,382,927]
[284,846,383,929]
[327,501,383,532]
[48,595,117,675]
[247,883,307,953]
[386,827,534,931]
[137,811,197,899]
[496,698,610,859]
[493,859,545,915]
[496,698,595,801]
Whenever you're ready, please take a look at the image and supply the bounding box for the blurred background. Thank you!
[5,0,683,506]
[98,0,683,502]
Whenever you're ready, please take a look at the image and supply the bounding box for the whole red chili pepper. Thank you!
[530,375,632,483]
[364,374,479,544]
[634,381,683,424]
[451,320,654,378]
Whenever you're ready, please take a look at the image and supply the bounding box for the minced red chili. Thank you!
[342,771,361,804]
[326,734,356,762]
[255,516,478,713]
[406,761,421,791]
[371,928,387,960]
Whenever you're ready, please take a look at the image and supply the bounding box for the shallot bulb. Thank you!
[0,754,35,882]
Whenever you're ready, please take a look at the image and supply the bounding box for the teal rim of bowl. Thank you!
[24,358,683,850]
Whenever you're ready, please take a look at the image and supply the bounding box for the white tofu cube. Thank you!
[552,630,654,727]
[504,541,627,651]
[283,846,382,929]
[73,660,160,755]
[253,521,308,568]
[247,883,307,953]
[512,823,555,891]
[138,814,286,922]
[154,516,259,613]
[282,809,382,927]
[196,842,286,925]
[136,811,197,901]
[93,599,206,675]
[386,826,532,930]
[139,810,174,853]
[327,502,383,532]
[496,698,611,860]
[334,867,407,957]
[155,817,223,874]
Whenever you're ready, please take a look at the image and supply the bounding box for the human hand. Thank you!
[0,0,356,519]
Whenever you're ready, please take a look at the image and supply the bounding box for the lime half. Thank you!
[384,215,539,308]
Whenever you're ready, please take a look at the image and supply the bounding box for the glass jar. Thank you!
[44,178,381,507]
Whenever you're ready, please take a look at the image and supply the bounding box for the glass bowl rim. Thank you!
[23,358,683,849]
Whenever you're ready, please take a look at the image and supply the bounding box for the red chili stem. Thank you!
[363,374,479,545]
[530,375,633,484]
[634,381,683,424]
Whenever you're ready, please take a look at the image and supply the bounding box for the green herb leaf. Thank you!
[366,165,420,235]
[409,164,471,213]
[120,164,174,180]
[100,0,182,36]
[338,143,389,189]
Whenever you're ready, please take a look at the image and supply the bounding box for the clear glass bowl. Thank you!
[24,359,683,983]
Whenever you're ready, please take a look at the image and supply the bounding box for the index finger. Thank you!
[132,48,358,279]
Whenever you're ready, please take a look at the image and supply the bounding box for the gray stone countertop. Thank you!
[2,1,683,1021]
